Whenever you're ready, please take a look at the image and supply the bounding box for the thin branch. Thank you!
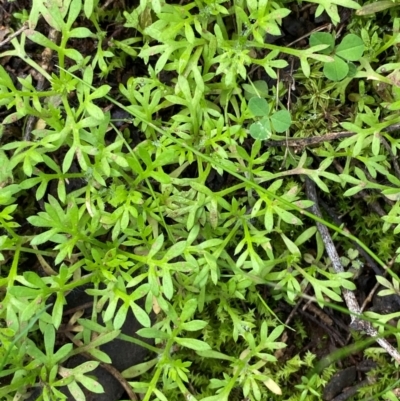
[96,357,138,401]
[305,176,400,363]
[264,122,400,148]
[0,23,28,48]
[317,197,383,277]
[265,131,354,147]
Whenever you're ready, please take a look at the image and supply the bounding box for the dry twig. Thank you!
[305,177,400,363]
[0,23,28,48]
[264,122,400,148]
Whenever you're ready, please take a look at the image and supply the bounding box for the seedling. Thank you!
[248,97,292,140]
[310,32,364,81]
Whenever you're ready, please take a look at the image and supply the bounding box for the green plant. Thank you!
[356,0,400,16]
[340,248,364,277]
[248,97,292,140]
[2,0,400,400]
[306,0,360,25]
[310,32,365,81]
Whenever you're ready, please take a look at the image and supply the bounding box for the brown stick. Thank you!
[0,24,28,48]
[305,177,400,363]
[264,131,354,147]
[264,122,400,147]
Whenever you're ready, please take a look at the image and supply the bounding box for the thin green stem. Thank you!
[7,243,21,288]
[0,218,19,239]
[142,327,181,401]
[0,90,57,99]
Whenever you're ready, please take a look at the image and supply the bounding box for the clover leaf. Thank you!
[310,32,365,81]
[248,97,291,140]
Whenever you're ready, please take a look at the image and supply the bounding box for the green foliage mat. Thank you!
[1,0,400,400]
